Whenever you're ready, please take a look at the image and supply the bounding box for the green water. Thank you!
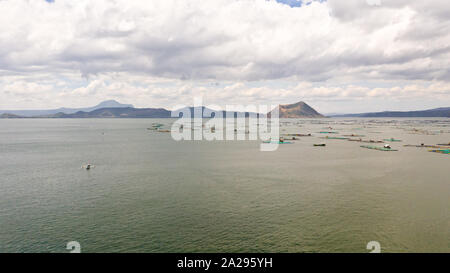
[0,118,449,253]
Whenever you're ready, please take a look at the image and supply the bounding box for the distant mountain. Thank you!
[432,107,450,111]
[0,113,24,118]
[0,100,134,117]
[0,101,321,119]
[3,99,447,119]
[91,100,134,109]
[174,106,260,118]
[42,107,171,118]
[332,107,450,118]
[41,106,261,119]
[268,101,325,118]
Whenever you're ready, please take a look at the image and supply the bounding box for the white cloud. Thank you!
[0,0,449,111]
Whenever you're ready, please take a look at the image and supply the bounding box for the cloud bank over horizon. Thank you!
[1,0,449,113]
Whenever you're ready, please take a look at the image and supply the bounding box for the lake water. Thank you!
[0,118,449,253]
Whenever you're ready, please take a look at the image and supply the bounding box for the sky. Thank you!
[1,0,450,114]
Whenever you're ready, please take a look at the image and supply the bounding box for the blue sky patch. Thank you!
[275,0,326,7]
[275,0,303,7]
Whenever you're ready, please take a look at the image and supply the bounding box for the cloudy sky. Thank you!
[1,0,449,114]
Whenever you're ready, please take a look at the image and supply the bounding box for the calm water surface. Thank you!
[0,118,449,252]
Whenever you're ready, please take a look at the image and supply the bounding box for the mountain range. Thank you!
[332,107,450,118]
[0,100,322,118]
[0,100,133,117]
[1,100,449,118]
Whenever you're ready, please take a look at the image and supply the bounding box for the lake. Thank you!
[0,118,449,252]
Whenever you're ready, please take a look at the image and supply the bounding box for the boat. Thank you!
[361,140,384,143]
[262,141,294,144]
[348,138,383,143]
[317,131,339,134]
[404,144,442,148]
[320,136,349,140]
[360,145,398,151]
[82,164,95,170]
[429,149,450,154]
[343,134,365,137]
[148,123,165,130]
[384,138,402,142]
[282,133,312,137]
[314,144,326,147]
[284,136,300,140]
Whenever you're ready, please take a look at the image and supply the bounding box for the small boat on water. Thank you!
[262,141,294,144]
[314,144,326,147]
[148,123,165,130]
[321,136,349,140]
[282,133,312,137]
[262,137,294,144]
[317,131,339,134]
[152,123,163,127]
[360,145,398,151]
[362,140,384,143]
[343,134,365,137]
[404,144,442,148]
[82,164,95,170]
